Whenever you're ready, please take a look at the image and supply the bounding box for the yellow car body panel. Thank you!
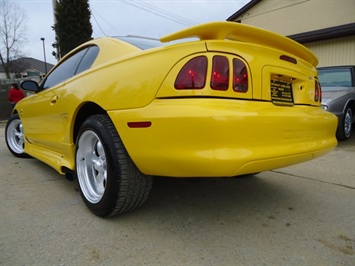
[109,98,336,177]
[161,21,318,66]
[14,22,337,177]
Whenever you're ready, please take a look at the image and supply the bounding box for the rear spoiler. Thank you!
[161,21,318,67]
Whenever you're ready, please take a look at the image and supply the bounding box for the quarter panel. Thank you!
[76,42,207,110]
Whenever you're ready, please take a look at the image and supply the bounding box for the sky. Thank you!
[12,0,250,64]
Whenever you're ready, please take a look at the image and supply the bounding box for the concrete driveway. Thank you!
[0,122,354,265]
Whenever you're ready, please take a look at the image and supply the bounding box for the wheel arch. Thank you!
[11,108,19,116]
[73,102,107,143]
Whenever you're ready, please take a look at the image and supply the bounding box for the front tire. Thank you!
[336,106,352,140]
[75,114,152,217]
[5,114,30,158]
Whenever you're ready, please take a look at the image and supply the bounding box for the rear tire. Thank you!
[5,114,30,158]
[75,114,153,217]
[336,106,352,140]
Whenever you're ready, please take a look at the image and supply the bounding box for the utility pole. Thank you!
[40,37,48,74]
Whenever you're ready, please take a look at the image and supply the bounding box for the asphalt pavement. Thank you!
[0,122,354,266]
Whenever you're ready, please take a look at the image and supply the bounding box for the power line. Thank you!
[137,0,198,25]
[119,0,198,27]
[91,9,107,36]
[90,0,198,37]
[91,6,124,36]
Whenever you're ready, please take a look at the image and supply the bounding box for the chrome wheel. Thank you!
[344,108,352,138]
[76,115,152,217]
[6,117,25,154]
[76,130,107,204]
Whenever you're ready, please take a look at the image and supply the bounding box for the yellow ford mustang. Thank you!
[5,22,337,217]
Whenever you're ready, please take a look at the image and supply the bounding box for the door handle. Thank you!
[51,95,58,104]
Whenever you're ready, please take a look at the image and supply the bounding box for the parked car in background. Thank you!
[5,22,337,218]
[318,66,355,140]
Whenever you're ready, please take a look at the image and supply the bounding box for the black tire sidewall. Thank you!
[337,107,352,140]
[75,115,122,217]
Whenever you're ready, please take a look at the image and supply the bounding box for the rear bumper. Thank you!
[109,98,338,177]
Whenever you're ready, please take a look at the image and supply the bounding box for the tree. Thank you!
[53,0,93,58]
[0,0,28,78]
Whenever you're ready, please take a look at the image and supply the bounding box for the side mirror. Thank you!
[21,80,40,92]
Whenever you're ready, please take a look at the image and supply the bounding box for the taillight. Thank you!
[211,56,229,90]
[174,55,249,93]
[314,79,322,102]
[233,58,248,92]
[174,56,207,90]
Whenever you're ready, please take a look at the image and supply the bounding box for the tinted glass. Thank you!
[318,68,353,89]
[42,48,88,89]
[76,46,99,74]
[115,36,163,50]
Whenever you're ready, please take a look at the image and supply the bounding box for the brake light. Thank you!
[314,79,322,102]
[175,56,207,90]
[211,56,229,90]
[280,55,297,64]
[233,58,248,92]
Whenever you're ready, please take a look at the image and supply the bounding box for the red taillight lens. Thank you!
[127,121,152,128]
[211,56,229,90]
[233,58,248,92]
[175,56,207,90]
[314,79,322,102]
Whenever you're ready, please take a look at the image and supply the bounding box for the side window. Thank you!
[76,46,99,75]
[42,48,89,89]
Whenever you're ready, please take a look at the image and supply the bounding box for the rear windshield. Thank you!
[114,36,163,50]
[318,68,353,89]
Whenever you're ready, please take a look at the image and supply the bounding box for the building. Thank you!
[0,57,54,120]
[227,0,355,67]
[0,57,54,80]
